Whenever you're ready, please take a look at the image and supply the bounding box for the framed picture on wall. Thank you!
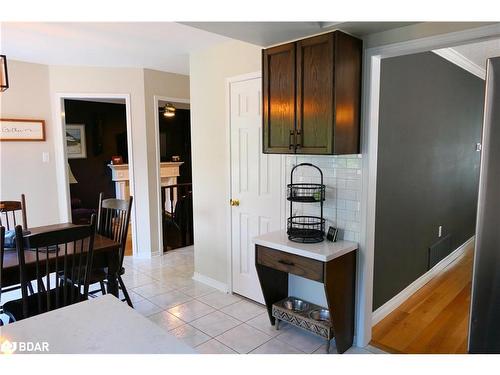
[0,118,45,141]
[66,124,87,159]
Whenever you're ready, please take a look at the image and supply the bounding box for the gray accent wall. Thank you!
[374,51,484,310]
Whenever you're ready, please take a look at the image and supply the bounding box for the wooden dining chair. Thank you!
[2,217,96,321]
[1,226,15,326]
[90,193,133,307]
[1,195,35,297]
[0,194,28,230]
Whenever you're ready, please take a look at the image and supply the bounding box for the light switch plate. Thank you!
[42,152,50,163]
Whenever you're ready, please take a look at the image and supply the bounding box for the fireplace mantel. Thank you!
[108,162,184,200]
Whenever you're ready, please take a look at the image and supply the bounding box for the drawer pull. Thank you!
[278,259,295,266]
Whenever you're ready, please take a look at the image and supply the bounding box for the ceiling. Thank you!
[452,38,500,69]
[0,22,420,74]
[5,21,496,76]
[183,22,419,47]
[0,22,230,75]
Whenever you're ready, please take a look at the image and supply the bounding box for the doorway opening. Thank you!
[368,38,499,353]
[155,98,193,252]
[55,94,137,256]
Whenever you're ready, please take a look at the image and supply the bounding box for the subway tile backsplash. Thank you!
[285,154,362,242]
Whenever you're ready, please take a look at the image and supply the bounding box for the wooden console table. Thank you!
[254,230,357,354]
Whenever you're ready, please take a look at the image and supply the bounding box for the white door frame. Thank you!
[225,71,287,294]
[153,95,191,253]
[357,23,500,346]
[52,93,138,255]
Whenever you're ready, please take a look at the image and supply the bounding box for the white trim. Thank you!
[357,53,381,346]
[372,236,475,326]
[280,155,287,229]
[433,48,486,80]
[365,24,500,59]
[153,95,191,254]
[359,23,500,347]
[53,93,138,256]
[193,272,229,293]
[225,71,262,294]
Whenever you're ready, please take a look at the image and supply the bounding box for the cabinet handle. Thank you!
[289,130,295,150]
[296,130,302,149]
[278,259,295,266]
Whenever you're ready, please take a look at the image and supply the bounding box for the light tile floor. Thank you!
[120,245,383,354]
[1,245,382,354]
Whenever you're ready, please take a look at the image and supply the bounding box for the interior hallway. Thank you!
[371,242,474,353]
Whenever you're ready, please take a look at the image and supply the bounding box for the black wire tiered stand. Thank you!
[287,163,326,243]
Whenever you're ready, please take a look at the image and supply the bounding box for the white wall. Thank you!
[285,154,362,307]
[143,68,190,254]
[0,60,59,227]
[190,40,261,284]
[48,65,152,255]
[1,61,189,257]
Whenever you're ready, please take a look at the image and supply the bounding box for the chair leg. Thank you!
[99,281,107,295]
[117,275,133,308]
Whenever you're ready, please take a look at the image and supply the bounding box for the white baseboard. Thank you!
[193,272,229,293]
[372,236,475,326]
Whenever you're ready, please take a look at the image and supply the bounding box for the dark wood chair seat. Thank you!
[1,195,35,297]
[0,194,28,230]
[3,284,86,321]
[61,266,124,290]
[58,266,107,284]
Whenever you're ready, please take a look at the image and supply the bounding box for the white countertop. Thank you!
[0,295,195,354]
[253,230,357,262]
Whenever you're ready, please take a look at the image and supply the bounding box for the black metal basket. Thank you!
[287,183,325,202]
[287,216,326,243]
[287,163,326,243]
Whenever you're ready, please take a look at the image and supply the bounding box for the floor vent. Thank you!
[428,234,452,270]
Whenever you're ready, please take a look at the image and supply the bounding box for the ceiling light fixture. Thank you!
[0,55,9,92]
[163,103,176,118]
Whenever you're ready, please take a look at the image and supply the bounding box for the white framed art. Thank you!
[0,118,46,141]
[66,124,87,159]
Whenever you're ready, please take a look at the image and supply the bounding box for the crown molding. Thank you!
[433,48,486,80]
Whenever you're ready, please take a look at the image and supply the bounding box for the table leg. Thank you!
[255,246,288,325]
[324,251,356,354]
[106,248,120,298]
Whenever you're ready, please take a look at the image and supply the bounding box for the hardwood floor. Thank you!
[125,226,133,256]
[371,243,474,354]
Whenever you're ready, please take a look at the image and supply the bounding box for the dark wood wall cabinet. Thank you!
[262,31,362,155]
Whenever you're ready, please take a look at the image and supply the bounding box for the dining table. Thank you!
[1,223,121,297]
[0,294,196,354]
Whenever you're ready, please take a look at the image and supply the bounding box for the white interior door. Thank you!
[230,77,282,304]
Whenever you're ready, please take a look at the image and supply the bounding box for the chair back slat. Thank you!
[97,194,133,269]
[14,216,96,319]
[0,194,28,231]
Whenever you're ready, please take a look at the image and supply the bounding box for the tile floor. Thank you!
[120,245,383,354]
[1,245,382,354]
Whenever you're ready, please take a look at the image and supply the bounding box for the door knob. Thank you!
[230,199,240,207]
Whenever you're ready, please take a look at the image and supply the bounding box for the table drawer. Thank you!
[256,245,324,282]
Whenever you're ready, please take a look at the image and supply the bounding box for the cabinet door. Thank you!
[296,33,334,154]
[262,43,296,154]
[332,31,362,155]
